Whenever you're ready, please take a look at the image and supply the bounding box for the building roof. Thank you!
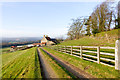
[11,46,15,48]
[45,36,56,41]
[45,37,51,40]
[42,35,59,44]
[41,42,46,44]
[50,38,58,44]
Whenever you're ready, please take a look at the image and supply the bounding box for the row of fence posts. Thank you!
[51,40,120,70]
[57,46,101,63]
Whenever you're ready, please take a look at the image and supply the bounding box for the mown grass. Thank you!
[1,49,28,67]
[43,47,120,78]
[2,47,41,78]
[39,48,76,78]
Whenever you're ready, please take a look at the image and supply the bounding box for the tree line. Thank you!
[67,1,120,40]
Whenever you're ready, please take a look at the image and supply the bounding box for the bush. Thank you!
[92,29,100,36]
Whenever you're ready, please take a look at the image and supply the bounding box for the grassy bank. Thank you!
[2,47,41,78]
[43,47,120,78]
[59,37,115,47]
[59,29,119,47]
[39,48,75,78]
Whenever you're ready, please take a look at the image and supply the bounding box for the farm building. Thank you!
[41,35,58,46]
[27,44,34,48]
[10,44,34,51]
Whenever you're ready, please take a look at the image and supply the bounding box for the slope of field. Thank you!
[59,29,119,47]
[2,49,27,67]
[95,29,118,37]
[2,47,41,78]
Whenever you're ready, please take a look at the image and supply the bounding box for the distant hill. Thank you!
[1,37,42,48]
[1,37,42,43]
[58,29,119,47]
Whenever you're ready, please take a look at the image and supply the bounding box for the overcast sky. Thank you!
[0,1,118,38]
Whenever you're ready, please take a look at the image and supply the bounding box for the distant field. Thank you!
[1,47,41,78]
[1,47,11,54]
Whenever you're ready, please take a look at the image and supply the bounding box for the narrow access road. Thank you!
[37,48,59,78]
[41,48,95,78]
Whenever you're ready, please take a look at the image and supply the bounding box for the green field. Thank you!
[43,47,120,78]
[1,47,41,78]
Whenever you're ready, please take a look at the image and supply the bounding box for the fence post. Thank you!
[97,46,100,64]
[61,46,62,52]
[59,46,61,52]
[71,46,73,55]
[58,46,59,51]
[80,46,82,59]
[115,40,120,70]
[57,45,58,51]
[57,46,59,51]
[65,46,66,53]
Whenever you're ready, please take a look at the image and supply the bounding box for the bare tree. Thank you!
[67,0,118,38]
[118,1,120,28]
[88,1,115,34]
[67,17,87,40]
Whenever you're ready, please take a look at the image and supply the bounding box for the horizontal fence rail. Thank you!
[50,45,115,67]
[48,40,120,70]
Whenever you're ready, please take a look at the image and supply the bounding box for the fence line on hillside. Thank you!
[48,40,120,70]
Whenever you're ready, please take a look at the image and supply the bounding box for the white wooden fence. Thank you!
[49,40,120,70]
